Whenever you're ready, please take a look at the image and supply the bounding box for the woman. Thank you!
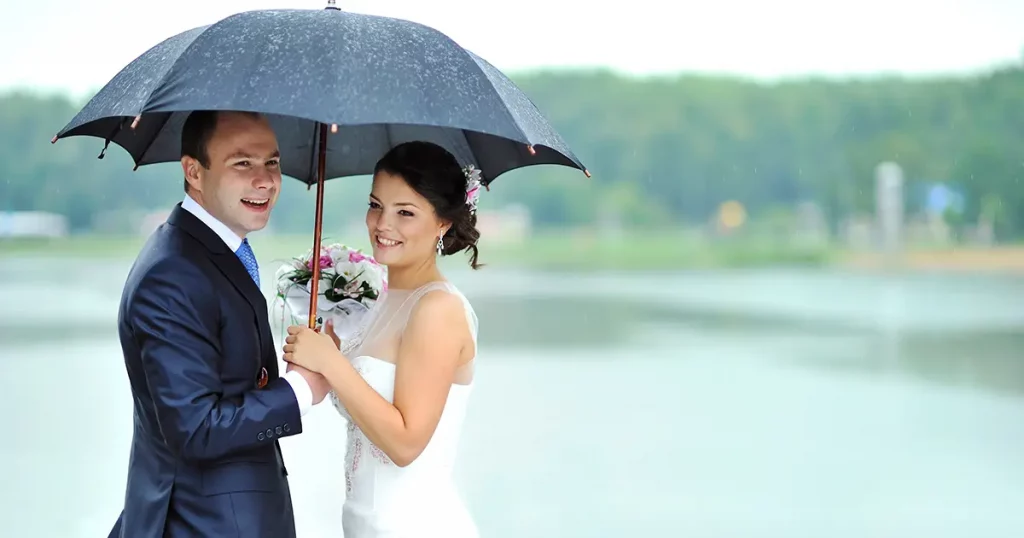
[282,141,482,537]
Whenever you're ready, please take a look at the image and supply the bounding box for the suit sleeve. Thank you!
[129,258,303,463]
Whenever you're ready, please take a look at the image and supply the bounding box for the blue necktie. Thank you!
[235,238,260,288]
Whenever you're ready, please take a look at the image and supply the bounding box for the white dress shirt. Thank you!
[181,195,314,417]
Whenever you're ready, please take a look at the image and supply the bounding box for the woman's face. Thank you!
[365,170,448,270]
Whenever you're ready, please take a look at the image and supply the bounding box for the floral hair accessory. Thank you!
[462,164,483,213]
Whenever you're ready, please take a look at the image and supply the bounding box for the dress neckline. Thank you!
[383,280,450,294]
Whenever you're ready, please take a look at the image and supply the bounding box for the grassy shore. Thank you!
[0,231,835,270]
[7,232,1024,273]
[838,245,1024,274]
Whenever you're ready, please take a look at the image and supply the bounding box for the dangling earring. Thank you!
[436,236,444,256]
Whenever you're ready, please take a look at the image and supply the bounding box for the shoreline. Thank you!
[2,234,1023,274]
[837,246,1024,275]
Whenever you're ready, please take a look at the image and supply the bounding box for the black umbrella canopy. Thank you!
[53,6,588,185]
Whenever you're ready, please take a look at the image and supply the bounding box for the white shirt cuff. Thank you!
[283,370,313,417]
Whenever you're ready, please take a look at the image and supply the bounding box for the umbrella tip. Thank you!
[50,135,58,144]
[583,169,591,178]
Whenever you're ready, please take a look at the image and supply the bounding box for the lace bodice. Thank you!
[328,281,479,537]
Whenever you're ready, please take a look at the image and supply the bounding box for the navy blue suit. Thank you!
[108,203,301,538]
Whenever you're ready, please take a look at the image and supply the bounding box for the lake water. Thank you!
[2,256,1024,537]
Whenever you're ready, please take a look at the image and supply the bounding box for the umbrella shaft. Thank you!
[307,123,329,329]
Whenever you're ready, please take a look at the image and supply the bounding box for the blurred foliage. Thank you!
[2,60,1023,239]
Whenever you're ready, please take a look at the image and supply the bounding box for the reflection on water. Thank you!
[460,268,1024,399]
[3,257,1024,537]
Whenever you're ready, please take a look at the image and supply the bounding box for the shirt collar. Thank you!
[181,194,244,252]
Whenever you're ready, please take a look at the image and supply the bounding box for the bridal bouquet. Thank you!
[274,242,387,340]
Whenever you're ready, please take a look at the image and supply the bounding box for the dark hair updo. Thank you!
[374,141,483,270]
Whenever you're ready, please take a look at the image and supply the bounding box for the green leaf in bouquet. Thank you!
[324,273,348,303]
[287,263,314,285]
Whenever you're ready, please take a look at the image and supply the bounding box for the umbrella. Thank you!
[52,2,589,327]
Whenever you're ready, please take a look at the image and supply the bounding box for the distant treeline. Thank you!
[2,61,1023,239]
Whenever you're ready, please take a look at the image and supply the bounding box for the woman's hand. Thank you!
[282,325,341,374]
[323,319,342,350]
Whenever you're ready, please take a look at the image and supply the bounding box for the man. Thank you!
[108,110,330,538]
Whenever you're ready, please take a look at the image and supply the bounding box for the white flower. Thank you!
[332,260,358,281]
[325,243,347,266]
[274,258,311,295]
[357,260,385,294]
[274,264,295,291]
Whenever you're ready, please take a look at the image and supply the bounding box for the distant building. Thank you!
[138,210,172,236]
[476,205,531,244]
[0,211,69,238]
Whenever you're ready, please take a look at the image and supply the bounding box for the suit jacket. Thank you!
[108,203,302,538]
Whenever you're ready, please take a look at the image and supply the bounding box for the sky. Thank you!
[1,0,1022,97]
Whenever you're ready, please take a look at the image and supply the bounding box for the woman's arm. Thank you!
[322,290,468,466]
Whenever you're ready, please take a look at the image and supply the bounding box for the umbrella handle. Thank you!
[307,123,329,329]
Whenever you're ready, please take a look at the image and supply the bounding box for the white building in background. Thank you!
[875,161,904,253]
[138,210,171,237]
[476,204,531,244]
[0,211,69,238]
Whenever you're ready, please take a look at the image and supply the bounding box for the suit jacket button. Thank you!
[283,423,291,433]
[266,428,274,438]
[258,432,265,441]
[275,426,283,435]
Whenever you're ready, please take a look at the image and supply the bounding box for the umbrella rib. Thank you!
[137,27,211,118]
[459,51,530,145]
[133,113,175,170]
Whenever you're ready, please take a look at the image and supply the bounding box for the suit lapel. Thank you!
[215,248,278,380]
[168,204,275,376]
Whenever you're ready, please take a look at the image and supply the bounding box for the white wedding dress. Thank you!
[329,281,479,538]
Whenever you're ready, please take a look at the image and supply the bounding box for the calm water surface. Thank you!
[2,257,1023,537]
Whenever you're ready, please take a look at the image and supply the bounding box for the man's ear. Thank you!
[181,156,201,191]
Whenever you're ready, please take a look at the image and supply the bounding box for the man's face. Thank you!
[182,112,282,238]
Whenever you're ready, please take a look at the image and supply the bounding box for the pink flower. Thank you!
[307,253,333,270]
[348,250,368,264]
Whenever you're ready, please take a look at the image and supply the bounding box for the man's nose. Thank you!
[252,166,275,188]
